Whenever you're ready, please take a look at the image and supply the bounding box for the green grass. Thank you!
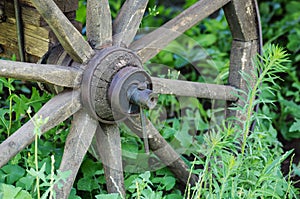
[0,0,300,198]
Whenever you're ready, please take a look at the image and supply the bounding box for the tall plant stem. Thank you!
[241,58,275,154]
[8,78,13,137]
[35,129,41,199]
[28,112,41,199]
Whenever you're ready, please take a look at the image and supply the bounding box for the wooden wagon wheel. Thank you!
[0,0,261,197]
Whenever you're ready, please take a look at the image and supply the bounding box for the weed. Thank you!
[185,45,298,198]
[0,0,299,198]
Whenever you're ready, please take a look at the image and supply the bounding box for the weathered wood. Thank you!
[218,0,261,125]
[14,0,26,62]
[19,0,78,12]
[0,59,83,87]
[0,0,80,61]
[4,1,77,27]
[125,117,198,185]
[0,18,51,60]
[113,0,148,47]
[5,0,42,26]
[31,0,94,63]
[129,0,231,63]
[0,90,81,167]
[223,0,259,41]
[94,123,125,196]
[0,45,39,62]
[82,47,142,122]
[86,0,112,49]
[226,40,259,120]
[151,77,238,101]
[55,109,98,199]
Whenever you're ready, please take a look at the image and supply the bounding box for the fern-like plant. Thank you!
[187,45,299,198]
[241,44,290,154]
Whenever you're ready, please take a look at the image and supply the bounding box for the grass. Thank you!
[0,0,299,198]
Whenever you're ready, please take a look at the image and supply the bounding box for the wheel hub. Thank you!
[81,46,157,123]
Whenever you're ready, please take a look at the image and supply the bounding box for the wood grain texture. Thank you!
[86,0,112,49]
[0,60,83,87]
[125,117,198,185]
[0,19,50,60]
[55,109,98,199]
[82,47,142,122]
[0,0,79,62]
[224,0,259,41]
[129,0,230,63]
[113,0,148,47]
[19,0,78,12]
[4,1,43,27]
[94,124,125,195]
[151,77,237,101]
[0,90,81,167]
[3,1,77,27]
[31,0,94,63]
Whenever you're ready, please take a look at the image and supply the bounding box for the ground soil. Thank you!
[279,135,300,188]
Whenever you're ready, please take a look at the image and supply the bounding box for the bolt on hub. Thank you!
[109,66,157,116]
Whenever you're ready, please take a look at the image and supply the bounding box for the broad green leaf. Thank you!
[80,159,102,177]
[0,183,32,199]
[1,165,25,184]
[77,177,99,191]
[140,171,151,182]
[174,121,193,149]
[68,188,82,199]
[141,189,163,199]
[289,118,300,132]
[164,176,176,191]
[0,78,15,91]
[279,99,300,118]
[11,94,28,120]
[122,137,139,159]
[29,87,50,112]
[0,170,6,183]
[15,175,34,191]
[124,174,139,190]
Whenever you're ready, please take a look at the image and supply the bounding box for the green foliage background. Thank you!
[0,0,299,198]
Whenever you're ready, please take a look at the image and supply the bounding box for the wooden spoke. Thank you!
[0,60,82,88]
[87,0,112,49]
[224,0,260,41]
[31,0,94,63]
[93,123,125,196]
[113,0,149,47]
[226,40,259,120]
[130,0,230,63]
[125,117,198,185]
[223,0,261,123]
[151,77,238,101]
[55,109,98,199]
[0,90,81,167]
